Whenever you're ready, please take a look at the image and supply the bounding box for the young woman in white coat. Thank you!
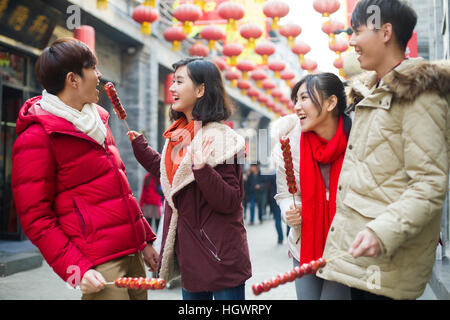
[271,73,352,300]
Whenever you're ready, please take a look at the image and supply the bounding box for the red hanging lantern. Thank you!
[255,41,276,65]
[74,25,95,52]
[313,0,340,17]
[97,0,108,9]
[280,95,290,106]
[280,70,295,87]
[240,23,264,50]
[200,25,225,51]
[329,36,349,57]
[250,69,268,88]
[132,2,159,35]
[288,100,295,110]
[247,87,261,102]
[189,42,210,57]
[262,79,276,95]
[263,1,290,30]
[292,40,311,64]
[222,43,244,66]
[164,73,175,104]
[301,58,318,73]
[322,19,345,43]
[279,23,302,48]
[163,27,187,51]
[217,1,245,39]
[237,60,256,80]
[268,60,286,79]
[213,56,227,71]
[271,88,283,103]
[333,57,346,77]
[267,99,276,112]
[237,79,252,95]
[173,3,202,35]
[257,93,270,106]
[224,69,242,87]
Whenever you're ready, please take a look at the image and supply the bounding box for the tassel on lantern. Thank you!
[141,22,151,35]
[145,0,156,7]
[172,40,181,51]
[183,21,194,35]
[194,0,205,10]
[271,17,281,30]
[228,56,238,67]
[97,0,107,9]
[226,19,237,38]
[298,55,305,64]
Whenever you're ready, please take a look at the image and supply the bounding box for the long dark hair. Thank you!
[291,73,352,137]
[169,57,234,125]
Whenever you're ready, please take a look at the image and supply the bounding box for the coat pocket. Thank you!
[342,191,386,219]
[73,197,93,241]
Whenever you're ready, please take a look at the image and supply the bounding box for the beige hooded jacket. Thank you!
[318,58,450,299]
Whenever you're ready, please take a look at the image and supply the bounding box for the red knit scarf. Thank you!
[299,117,348,265]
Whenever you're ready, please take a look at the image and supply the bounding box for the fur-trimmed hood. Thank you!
[348,58,450,106]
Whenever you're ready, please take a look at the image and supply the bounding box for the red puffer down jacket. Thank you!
[12,96,156,285]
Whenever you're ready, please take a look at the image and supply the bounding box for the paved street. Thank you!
[0,214,436,300]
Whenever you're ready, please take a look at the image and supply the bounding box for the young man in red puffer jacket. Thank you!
[11,38,159,300]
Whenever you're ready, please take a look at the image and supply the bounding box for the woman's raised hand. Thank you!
[188,136,214,170]
[286,203,302,227]
[127,130,141,142]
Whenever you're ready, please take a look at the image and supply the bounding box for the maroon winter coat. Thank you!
[131,122,252,292]
[12,96,156,284]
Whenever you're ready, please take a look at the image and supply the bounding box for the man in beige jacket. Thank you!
[318,0,450,299]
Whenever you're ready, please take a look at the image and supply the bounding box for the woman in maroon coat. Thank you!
[127,57,251,300]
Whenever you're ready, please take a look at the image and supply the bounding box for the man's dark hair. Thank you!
[35,37,97,95]
[170,57,234,125]
[351,0,417,51]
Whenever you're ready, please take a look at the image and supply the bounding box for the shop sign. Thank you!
[0,0,62,49]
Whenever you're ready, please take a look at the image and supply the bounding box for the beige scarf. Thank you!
[39,90,107,147]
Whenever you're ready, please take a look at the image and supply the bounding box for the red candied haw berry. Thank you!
[156,279,166,290]
[294,266,304,278]
[271,276,280,288]
[137,277,146,290]
[311,260,320,273]
[277,274,286,285]
[262,280,272,292]
[318,258,327,268]
[288,186,298,194]
[252,283,263,295]
[303,263,312,274]
[280,136,290,144]
[114,278,121,288]
[288,270,297,282]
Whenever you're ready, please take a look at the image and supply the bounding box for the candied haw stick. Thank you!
[280,136,300,244]
[105,277,166,290]
[104,82,131,131]
[252,257,327,296]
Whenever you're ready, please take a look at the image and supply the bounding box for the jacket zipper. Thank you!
[200,228,221,262]
[73,200,87,239]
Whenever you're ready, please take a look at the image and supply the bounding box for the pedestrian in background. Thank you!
[11,38,158,300]
[271,72,352,300]
[127,57,251,300]
[242,168,252,221]
[319,0,450,300]
[267,171,284,244]
[247,163,266,225]
[140,172,162,233]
